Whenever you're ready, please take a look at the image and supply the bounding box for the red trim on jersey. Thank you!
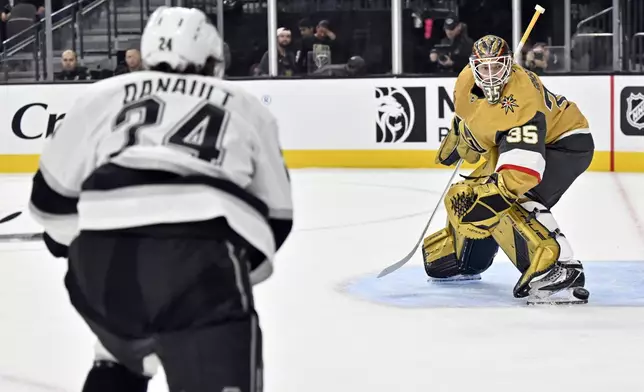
[496,164,542,182]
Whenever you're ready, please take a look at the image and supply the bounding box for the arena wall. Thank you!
[1,75,643,173]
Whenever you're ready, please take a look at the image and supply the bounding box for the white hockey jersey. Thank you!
[29,71,293,284]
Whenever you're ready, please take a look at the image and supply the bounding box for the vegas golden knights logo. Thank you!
[460,123,486,153]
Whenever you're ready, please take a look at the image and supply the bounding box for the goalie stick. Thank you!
[377,159,462,278]
[377,4,546,279]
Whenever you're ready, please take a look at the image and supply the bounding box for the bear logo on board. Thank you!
[621,86,644,136]
[375,87,427,143]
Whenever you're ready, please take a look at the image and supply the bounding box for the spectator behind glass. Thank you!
[296,18,337,74]
[525,42,562,75]
[0,0,11,47]
[426,14,473,74]
[525,42,552,75]
[55,50,91,81]
[257,27,297,76]
[115,48,144,74]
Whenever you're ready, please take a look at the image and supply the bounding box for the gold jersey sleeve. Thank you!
[452,65,589,196]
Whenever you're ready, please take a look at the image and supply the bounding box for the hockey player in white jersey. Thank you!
[29,6,292,392]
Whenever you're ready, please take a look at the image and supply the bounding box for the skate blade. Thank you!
[428,274,481,283]
[526,287,589,305]
[527,298,588,305]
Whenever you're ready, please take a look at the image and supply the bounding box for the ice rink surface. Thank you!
[1,168,644,392]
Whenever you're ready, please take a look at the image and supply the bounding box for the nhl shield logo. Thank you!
[620,87,644,136]
[626,93,644,130]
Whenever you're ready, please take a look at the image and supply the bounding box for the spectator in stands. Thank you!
[525,42,550,75]
[295,18,314,72]
[296,18,337,74]
[426,14,473,74]
[115,48,144,75]
[257,27,297,76]
[55,50,91,81]
[313,55,366,77]
[0,0,9,48]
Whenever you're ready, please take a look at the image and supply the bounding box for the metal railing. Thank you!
[1,0,155,82]
[1,1,83,58]
[1,0,110,81]
[621,0,644,71]
[183,0,457,14]
[576,6,612,32]
[630,32,644,72]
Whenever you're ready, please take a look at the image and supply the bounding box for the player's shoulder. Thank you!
[504,66,544,108]
[507,65,543,99]
[455,65,475,90]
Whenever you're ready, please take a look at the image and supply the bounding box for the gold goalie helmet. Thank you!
[469,35,513,104]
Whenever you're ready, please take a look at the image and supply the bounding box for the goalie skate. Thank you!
[525,260,588,305]
[428,274,481,283]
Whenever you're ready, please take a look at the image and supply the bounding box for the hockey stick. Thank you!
[377,5,546,278]
[0,211,43,242]
[514,5,546,63]
[0,232,43,242]
[377,159,463,278]
[0,211,22,224]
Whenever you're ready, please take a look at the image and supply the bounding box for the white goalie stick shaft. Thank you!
[377,159,463,278]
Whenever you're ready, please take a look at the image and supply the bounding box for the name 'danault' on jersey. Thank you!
[123,76,233,105]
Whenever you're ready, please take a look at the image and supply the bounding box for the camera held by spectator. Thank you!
[426,13,473,74]
[525,43,550,75]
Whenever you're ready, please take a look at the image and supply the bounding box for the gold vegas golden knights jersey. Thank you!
[453,64,590,197]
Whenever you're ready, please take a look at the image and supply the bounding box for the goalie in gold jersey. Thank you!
[423,35,594,304]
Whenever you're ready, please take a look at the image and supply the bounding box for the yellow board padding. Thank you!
[0,150,640,173]
[614,152,644,172]
[0,154,40,174]
[284,150,615,172]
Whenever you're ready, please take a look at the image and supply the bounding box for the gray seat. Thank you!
[6,3,37,40]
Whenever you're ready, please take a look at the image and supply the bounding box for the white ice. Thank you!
[1,168,644,392]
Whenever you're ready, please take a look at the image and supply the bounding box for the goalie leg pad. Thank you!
[422,225,498,279]
[490,201,586,298]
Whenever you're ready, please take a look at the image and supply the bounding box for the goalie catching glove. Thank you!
[445,173,518,239]
[436,116,481,166]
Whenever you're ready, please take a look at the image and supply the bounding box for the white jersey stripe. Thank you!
[495,149,546,179]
